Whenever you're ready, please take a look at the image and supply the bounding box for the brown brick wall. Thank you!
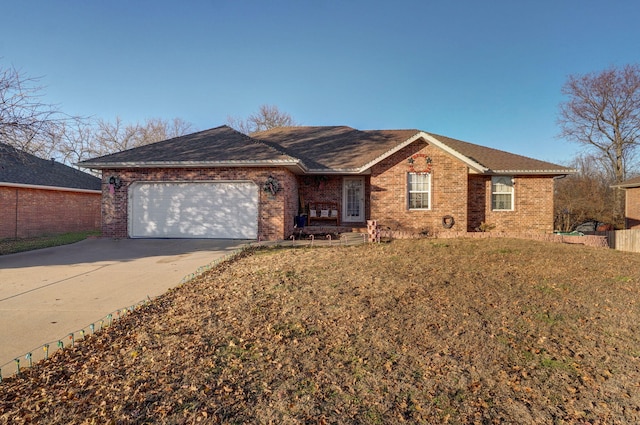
[370,140,469,235]
[98,154,558,241]
[368,140,556,235]
[0,186,100,239]
[100,168,297,241]
[468,175,555,232]
[625,187,640,229]
[298,176,343,213]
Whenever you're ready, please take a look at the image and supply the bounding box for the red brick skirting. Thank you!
[379,229,610,248]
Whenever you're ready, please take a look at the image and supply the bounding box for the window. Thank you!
[492,176,514,210]
[408,173,430,209]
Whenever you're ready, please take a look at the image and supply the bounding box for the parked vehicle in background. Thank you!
[574,220,613,233]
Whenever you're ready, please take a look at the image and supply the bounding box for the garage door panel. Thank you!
[129,182,258,239]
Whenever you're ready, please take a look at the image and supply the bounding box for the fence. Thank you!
[601,229,640,253]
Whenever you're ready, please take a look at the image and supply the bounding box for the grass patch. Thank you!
[0,231,100,255]
[539,356,577,374]
[1,238,640,423]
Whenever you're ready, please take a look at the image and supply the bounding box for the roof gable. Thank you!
[0,143,101,191]
[252,126,419,171]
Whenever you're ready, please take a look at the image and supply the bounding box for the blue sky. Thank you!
[2,0,639,164]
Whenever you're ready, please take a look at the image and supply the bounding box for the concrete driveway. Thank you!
[0,238,247,377]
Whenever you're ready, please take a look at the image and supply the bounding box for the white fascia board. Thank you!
[355,131,490,174]
[356,133,423,173]
[419,132,490,173]
[0,182,101,194]
[81,159,308,172]
[490,169,577,175]
[611,182,640,189]
[304,168,370,175]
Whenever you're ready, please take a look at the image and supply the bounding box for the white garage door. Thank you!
[129,181,258,239]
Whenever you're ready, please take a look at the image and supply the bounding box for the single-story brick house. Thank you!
[0,142,101,239]
[79,125,574,241]
[613,176,640,229]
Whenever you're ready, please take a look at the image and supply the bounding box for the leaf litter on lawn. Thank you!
[1,238,640,424]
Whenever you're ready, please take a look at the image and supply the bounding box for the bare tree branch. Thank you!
[0,65,65,157]
[227,104,296,134]
[558,64,640,222]
[554,153,617,231]
[559,64,640,183]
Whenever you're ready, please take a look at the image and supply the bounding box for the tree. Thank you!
[47,117,96,166]
[0,64,194,167]
[92,117,194,157]
[554,153,617,231]
[558,64,640,221]
[227,104,296,134]
[41,116,193,172]
[0,65,64,157]
[136,117,193,145]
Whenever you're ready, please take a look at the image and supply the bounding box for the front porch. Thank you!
[289,223,368,245]
[293,223,367,238]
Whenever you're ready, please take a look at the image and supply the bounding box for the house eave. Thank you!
[79,160,307,172]
[357,131,491,174]
[489,169,577,175]
[612,183,640,189]
[0,182,101,194]
[304,168,371,175]
[420,132,491,173]
[356,134,422,173]
[80,160,375,176]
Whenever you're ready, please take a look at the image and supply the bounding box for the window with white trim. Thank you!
[408,172,431,210]
[492,176,514,210]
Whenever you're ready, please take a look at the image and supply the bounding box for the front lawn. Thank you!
[1,238,639,423]
[0,231,100,255]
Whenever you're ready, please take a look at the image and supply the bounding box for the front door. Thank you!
[343,177,365,223]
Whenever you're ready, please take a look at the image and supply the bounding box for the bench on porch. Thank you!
[307,201,340,226]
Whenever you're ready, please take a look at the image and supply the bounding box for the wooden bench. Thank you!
[307,201,340,225]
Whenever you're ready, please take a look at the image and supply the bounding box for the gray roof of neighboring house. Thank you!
[0,143,101,191]
[79,124,574,175]
[613,176,640,188]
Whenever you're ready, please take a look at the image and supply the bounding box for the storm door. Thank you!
[342,177,364,223]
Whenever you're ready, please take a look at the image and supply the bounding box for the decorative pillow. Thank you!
[320,209,329,218]
[309,209,317,217]
[330,209,338,217]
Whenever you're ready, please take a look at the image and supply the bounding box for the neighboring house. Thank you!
[612,176,640,229]
[79,125,573,241]
[0,143,101,239]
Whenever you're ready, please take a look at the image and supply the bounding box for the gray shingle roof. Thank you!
[252,126,419,171]
[80,126,298,167]
[0,143,101,191]
[80,124,573,175]
[425,132,573,173]
[613,176,640,188]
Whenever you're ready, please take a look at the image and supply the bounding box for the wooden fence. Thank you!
[600,229,640,253]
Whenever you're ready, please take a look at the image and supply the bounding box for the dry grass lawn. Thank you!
[1,238,640,424]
